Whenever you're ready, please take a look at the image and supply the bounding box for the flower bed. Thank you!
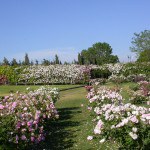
[0,86,59,149]
[86,86,150,149]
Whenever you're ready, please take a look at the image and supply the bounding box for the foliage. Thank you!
[0,62,149,85]
[78,42,119,65]
[2,57,10,66]
[86,86,150,149]
[11,58,18,66]
[130,30,150,55]
[90,68,111,79]
[0,66,23,84]
[0,86,59,149]
[108,74,128,84]
[55,54,60,64]
[137,49,150,62]
[18,65,91,85]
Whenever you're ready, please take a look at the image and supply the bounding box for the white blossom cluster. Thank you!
[18,65,90,84]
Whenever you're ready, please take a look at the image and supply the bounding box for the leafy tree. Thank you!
[78,42,119,65]
[130,30,150,55]
[2,57,10,65]
[137,49,150,62]
[11,58,18,66]
[108,55,119,63]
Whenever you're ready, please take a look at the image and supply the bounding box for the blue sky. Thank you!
[0,0,149,63]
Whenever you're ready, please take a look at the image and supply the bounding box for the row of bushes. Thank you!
[0,62,149,85]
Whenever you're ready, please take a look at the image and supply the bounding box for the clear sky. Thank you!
[0,0,149,63]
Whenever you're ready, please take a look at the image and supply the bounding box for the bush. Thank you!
[86,86,150,149]
[0,86,59,149]
[90,68,111,79]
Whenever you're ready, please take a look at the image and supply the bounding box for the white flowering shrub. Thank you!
[86,86,150,149]
[18,65,90,84]
[0,87,59,149]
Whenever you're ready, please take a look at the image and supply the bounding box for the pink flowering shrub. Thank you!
[86,86,150,149]
[138,81,150,96]
[129,81,150,104]
[0,86,59,149]
[85,85,93,92]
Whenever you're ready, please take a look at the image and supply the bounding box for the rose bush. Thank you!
[86,85,150,149]
[0,86,59,149]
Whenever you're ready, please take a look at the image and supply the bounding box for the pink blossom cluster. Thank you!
[138,81,150,96]
[0,87,59,145]
[129,81,150,105]
[87,87,123,106]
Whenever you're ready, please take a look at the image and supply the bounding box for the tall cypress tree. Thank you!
[24,53,30,65]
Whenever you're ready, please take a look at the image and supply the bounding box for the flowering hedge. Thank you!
[0,86,59,149]
[86,86,150,149]
[18,65,90,84]
[0,62,149,85]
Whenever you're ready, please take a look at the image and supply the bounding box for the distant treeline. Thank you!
[0,42,120,66]
[0,53,76,66]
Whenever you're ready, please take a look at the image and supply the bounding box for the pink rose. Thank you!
[0,104,4,110]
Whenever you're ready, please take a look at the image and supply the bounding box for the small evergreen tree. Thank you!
[24,53,30,65]
[55,54,60,64]
[11,58,18,66]
[2,57,10,65]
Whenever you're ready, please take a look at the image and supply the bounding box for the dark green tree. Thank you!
[24,53,30,65]
[78,53,85,65]
[55,54,60,64]
[35,59,39,65]
[11,58,18,66]
[130,30,150,56]
[2,57,10,65]
[78,42,119,65]
[42,59,50,65]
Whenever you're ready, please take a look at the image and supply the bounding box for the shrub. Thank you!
[86,86,150,149]
[90,68,111,79]
[0,86,59,149]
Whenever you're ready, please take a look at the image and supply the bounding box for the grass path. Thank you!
[32,87,117,150]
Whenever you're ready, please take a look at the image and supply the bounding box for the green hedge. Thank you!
[90,68,111,79]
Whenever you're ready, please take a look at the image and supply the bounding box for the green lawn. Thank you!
[0,84,83,96]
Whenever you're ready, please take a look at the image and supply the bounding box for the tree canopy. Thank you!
[130,30,150,55]
[137,49,150,62]
[78,42,119,65]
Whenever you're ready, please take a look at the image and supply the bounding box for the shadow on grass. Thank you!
[30,107,81,150]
